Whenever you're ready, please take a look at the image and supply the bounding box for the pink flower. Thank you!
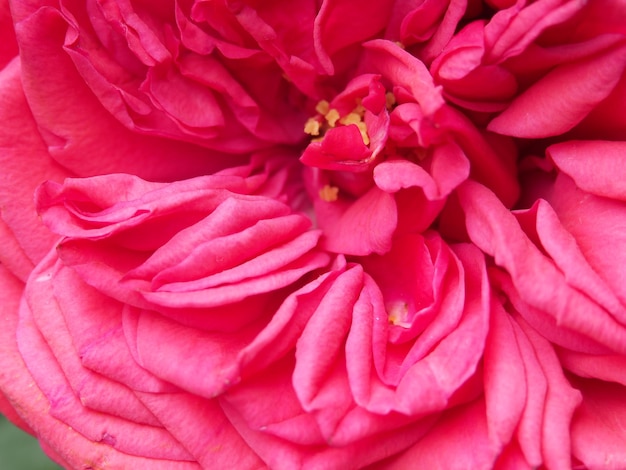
[2,0,626,469]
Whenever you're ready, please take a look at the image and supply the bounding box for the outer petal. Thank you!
[19,253,194,461]
[0,0,17,69]
[221,357,436,470]
[488,41,626,138]
[0,261,200,469]
[548,140,626,201]
[14,6,232,179]
[483,300,527,456]
[458,180,626,354]
[483,0,585,63]
[571,380,626,469]
[541,168,626,310]
[384,399,497,470]
[517,317,582,470]
[0,59,69,281]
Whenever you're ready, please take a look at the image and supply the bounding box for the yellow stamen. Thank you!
[319,185,339,202]
[356,122,370,145]
[304,118,321,136]
[315,99,330,115]
[339,112,362,126]
[325,109,340,127]
[353,98,365,115]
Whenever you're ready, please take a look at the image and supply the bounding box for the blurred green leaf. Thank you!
[0,415,62,469]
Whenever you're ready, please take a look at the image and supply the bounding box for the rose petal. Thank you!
[458,180,626,354]
[571,380,626,469]
[15,7,228,179]
[488,41,626,137]
[548,140,626,201]
[0,58,68,280]
[385,399,497,469]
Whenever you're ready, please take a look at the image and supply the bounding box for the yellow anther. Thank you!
[315,100,330,115]
[356,122,370,145]
[353,98,365,115]
[325,109,340,127]
[394,41,405,49]
[339,112,362,126]
[304,118,321,136]
[319,185,339,202]
[385,92,396,110]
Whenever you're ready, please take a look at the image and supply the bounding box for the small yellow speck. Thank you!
[315,99,330,115]
[304,118,321,136]
[355,122,370,145]
[339,112,362,126]
[353,98,365,115]
[319,185,339,202]
[325,109,340,127]
[385,92,396,110]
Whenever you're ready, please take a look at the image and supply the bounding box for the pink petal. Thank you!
[14,7,228,179]
[518,318,582,470]
[314,0,393,75]
[545,173,626,309]
[0,0,17,69]
[0,265,200,469]
[558,349,626,387]
[483,301,527,453]
[364,39,444,116]
[136,392,264,468]
[571,380,626,469]
[0,59,69,280]
[385,399,497,469]
[221,358,435,469]
[548,140,626,200]
[488,41,626,137]
[458,180,626,354]
[483,0,585,63]
[314,184,398,256]
[19,253,194,461]
[515,199,624,320]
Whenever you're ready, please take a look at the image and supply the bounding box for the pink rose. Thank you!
[2,0,626,469]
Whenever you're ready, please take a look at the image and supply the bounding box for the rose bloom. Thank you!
[2,0,626,469]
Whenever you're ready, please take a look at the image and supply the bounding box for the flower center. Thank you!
[387,301,411,328]
[304,98,371,145]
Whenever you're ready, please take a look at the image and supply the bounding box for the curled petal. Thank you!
[458,180,626,354]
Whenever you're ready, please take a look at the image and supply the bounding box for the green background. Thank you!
[0,415,61,469]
